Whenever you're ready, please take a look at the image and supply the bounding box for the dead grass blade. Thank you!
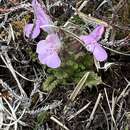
[86,93,102,128]
[50,116,69,130]
[69,72,90,102]
[104,88,118,130]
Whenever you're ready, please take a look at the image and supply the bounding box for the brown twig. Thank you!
[0,8,10,13]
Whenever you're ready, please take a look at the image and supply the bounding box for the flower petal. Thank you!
[37,10,53,33]
[80,35,96,45]
[32,0,37,7]
[38,52,61,68]
[92,43,108,61]
[46,52,61,68]
[80,35,97,52]
[38,53,48,64]
[36,40,49,54]
[32,0,54,33]
[24,23,40,39]
[90,25,104,41]
[46,33,61,46]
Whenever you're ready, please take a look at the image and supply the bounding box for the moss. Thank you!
[34,111,50,130]
[71,15,85,25]
[42,51,96,92]
[27,48,37,62]
[85,71,102,89]
[11,20,25,36]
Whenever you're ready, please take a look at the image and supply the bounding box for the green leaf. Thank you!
[85,71,102,88]
[71,15,85,25]
[37,111,49,125]
[125,125,128,130]
[33,112,49,130]
[27,48,37,62]
[42,76,59,92]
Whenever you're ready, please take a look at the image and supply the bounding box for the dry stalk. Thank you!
[50,116,69,130]
[0,51,26,97]
[104,88,118,130]
[69,72,90,102]
[100,104,110,130]
[117,80,130,102]
[86,93,102,128]
[68,101,91,121]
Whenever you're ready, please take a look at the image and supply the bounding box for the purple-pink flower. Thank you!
[80,25,108,61]
[24,0,53,39]
[36,33,61,68]
[24,0,62,68]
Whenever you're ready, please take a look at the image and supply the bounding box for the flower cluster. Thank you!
[24,0,108,68]
[24,0,61,68]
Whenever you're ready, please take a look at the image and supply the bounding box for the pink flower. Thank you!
[80,25,108,61]
[32,0,53,33]
[36,33,61,68]
[24,0,53,39]
[24,21,41,39]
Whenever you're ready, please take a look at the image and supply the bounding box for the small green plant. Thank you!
[42,51,101,92]
[34,112,49,130]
